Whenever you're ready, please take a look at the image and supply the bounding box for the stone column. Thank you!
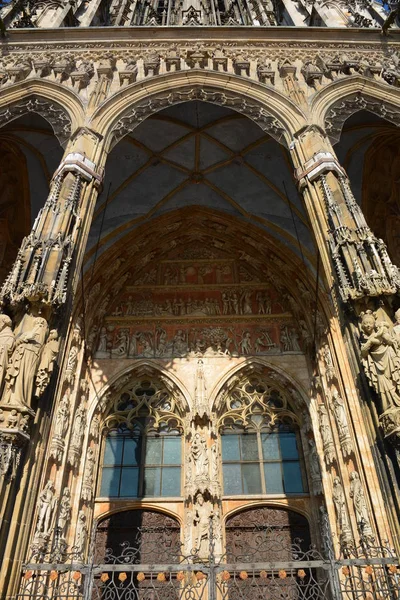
[290,124,399,546]
[0,128,105,598]
[291,125,400,307]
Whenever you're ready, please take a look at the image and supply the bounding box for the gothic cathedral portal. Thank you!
[0,5,400,600]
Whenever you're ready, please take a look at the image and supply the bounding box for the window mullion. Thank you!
[139,433,145,497]
[257,431,266,495]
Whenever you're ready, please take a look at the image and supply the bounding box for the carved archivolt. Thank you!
[0,95,72,145]
[324,92,400,144]
[108,86,289,148]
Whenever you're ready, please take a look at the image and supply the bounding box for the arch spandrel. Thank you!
[0,82,85,145]
[309,76,400,143]
[89,71,307,149]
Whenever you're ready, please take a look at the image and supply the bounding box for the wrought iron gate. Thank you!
[17,523,400,600]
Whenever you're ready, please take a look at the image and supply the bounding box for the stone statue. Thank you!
[0,314,14,395]
[82,447,95,501]
[36,480,56,536]
[331,389,352,457]
[349,471,374,540]
[35,329,59,397]
[191,432,209,483]
[57,487,71,539]
[323,344,335,381]
[95,327,109,358]
[90,413,100,440]
[53,392,70,440]
[50,390,70,462]
[68,402,86,468]
[4,317,48,408]
[74,510,88,560]
[65,345,79,383]
[332,476,352,545]
[192,492,214,557]
[308,439,323,495]
[359,311,400,413]
[319,404,335,465]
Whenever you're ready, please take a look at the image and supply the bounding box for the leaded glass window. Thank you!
[217,373,308,497]
[99,378,184,499]
[221,425,305,495]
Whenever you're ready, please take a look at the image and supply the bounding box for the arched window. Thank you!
[99,378,185,499]
[218,373,307,496]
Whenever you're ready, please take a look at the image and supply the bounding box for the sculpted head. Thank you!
[360,312,376,336]
[0,314,12,331]
[395,309,400,324]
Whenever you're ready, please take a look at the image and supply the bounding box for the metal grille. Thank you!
[17,522,400,600]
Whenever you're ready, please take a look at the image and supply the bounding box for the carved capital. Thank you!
[52,152,103,184]
[295,152,346,184]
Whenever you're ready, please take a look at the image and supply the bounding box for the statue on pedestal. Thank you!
[0,314,14,395]
[192,492,215,558]
[359,311,400,445]
[4,317,48,409]
[35,329,59,397]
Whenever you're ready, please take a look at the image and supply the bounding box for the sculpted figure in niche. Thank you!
[65,345,79,383]
[349,471,374,539]
[35,329,59,397]
[193,492,215,557]
[359,311,400,413]
[74,510,88,560]
[333,476,352,545]
[308,439,323,495]
[82,447,96,501]
[53,391,70,440]
[4,317,48,408]
[319,405,335,465]
[70,403,86,449]
[0,314,14,395]
[36,480,56,536]
[191,432,209,481]
[331,389,352,457]
[57,487,71,539]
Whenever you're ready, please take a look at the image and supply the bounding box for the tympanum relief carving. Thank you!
[92,247,310,360]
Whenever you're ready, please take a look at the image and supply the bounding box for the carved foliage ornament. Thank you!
[0,96,72,146]
[110,87,288,148]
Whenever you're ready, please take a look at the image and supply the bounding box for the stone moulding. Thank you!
[324,92,400,144]
[109,86,289,147]
[0,95,72,145]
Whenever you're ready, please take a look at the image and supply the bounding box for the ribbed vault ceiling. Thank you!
[86,102,315,269]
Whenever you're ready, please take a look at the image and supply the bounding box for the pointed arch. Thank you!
[89,70,307,149]
[88,359,191,421]
[0,81,85,145]
[210,357,310,418]
[309,76,400,143]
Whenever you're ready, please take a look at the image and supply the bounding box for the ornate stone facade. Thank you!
[0,5,399,600]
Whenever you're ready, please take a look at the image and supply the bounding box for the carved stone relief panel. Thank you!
[93,250,305,360]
